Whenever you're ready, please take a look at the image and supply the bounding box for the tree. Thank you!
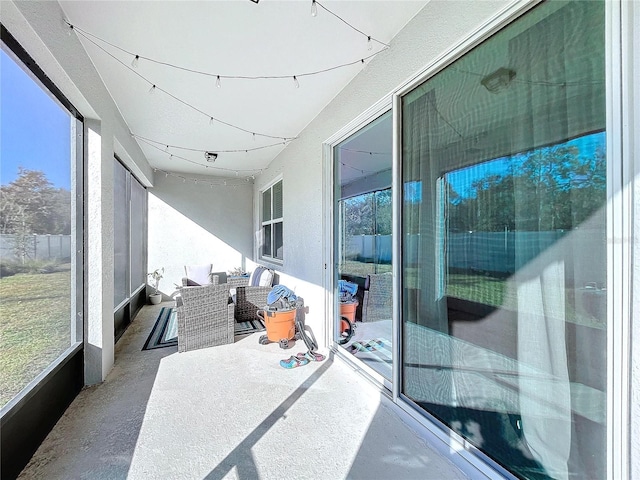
[0,168,71,262]
[446,139,606,233]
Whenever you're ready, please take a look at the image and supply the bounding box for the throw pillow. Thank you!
[185,264,213,286]
[249,266,274,287]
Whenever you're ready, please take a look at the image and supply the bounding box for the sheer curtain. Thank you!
[509,3,605,478]
[402,88,453,403]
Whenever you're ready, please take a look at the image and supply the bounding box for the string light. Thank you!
[293,76,300,88]
[313,1,390,48]
[66,20,388,82]
[311,0,318,17]
[367,36,372,51]
[139,138,265,174]
[132,133,290,154]
[131,54,139,67]
[68,28,296,141]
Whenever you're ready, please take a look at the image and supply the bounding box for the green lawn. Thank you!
[0,269,72,407]
[447,272,509,308]
[340,260,392,277]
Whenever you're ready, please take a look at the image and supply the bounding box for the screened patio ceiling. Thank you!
[59,0,427,179]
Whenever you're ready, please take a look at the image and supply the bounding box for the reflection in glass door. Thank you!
[334,111,393,381]
[400,1,607,478]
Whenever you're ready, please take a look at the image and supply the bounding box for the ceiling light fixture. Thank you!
[481,67,516,94]
[204,152,218,163]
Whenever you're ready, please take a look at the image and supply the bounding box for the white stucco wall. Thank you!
[255,0,512,347]
[148,174,254,297]
[3,1,153,383]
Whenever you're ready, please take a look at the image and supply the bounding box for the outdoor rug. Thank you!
[143,307,267,350]
[142,307,178,350]
[235,317,266,337]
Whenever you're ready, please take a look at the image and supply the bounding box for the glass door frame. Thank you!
[323,98,394,392]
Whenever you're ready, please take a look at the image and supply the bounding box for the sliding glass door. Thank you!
[400,1,607,478]
[334,110,393,382]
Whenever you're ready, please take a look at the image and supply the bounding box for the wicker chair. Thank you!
[176,283,235,352]
[234,285,271,321]
[231,267,275,321]
[362,273,393,322]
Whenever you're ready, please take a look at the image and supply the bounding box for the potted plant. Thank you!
[147,267,164,304]
[228,266,248,277]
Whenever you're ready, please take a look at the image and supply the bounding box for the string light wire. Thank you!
[132,133,290,154]
[314,1,390,48]
[139,137,264,174]
[155,168,251,187]
[67,23,296,141]
[67,22,385,82]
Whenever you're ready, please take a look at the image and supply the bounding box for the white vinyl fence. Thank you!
[347,229,605,282]
[0,234,71,262]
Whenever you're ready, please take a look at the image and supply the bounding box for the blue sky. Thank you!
[1,49,71,190]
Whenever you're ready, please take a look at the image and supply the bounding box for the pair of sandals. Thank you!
[349,339,383,354]
[280,351,325,369]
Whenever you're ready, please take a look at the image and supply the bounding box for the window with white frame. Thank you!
[261,179,283,261]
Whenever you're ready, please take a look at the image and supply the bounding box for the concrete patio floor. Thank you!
[17,302,469,480]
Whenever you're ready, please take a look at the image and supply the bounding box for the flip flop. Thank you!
[350,340,382,353]
[280,355,310,369]
[297,351,325,362]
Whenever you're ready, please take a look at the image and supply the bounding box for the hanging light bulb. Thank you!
[164,145,169,152]
[210,117,214,126]
[132,55,140,67]
[216,75,221,88]
[67,23,74,36]
[252,133,256,142]
[293,76,300,88]
[367,36,372,51]
[311,0,317,17]
[148,84,156,94]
